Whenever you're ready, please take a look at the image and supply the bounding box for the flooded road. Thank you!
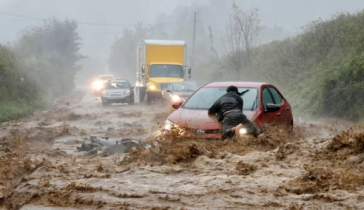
[1,90,364,209]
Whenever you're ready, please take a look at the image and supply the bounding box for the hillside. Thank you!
[196,11,364,121]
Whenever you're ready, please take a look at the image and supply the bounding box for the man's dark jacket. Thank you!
[208,92,243,122]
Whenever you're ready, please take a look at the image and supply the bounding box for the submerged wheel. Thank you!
[146,92,152,105]
[129,97,135,105]
[102,101,109,107]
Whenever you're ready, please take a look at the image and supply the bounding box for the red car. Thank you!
[163,82,293,139]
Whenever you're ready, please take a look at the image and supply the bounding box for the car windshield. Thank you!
[183,87,258,110]
[105,81,129,89]
[172,83,198,92]
[150,64,184,78]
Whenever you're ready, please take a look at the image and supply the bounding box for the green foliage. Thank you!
[0,45,42,122]
[15,19,83,98]
[197,10,364,121]
[322,48,364,120]
[0,19,83,122]
[0,45,40,101]
[0,101,43,123]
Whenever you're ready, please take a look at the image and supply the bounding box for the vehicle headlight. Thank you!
[163,120,175,130]
[239,128,248,135]
[171,94,182,102]
[124,90,130,95]
[93,80,104,90]
[149,85,156,90]
[102,91,109,96]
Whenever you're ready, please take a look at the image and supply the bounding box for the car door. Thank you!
[261,87,278,125]
[268,86,290,127]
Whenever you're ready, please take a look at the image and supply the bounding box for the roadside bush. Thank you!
[196,10,364,120]
[322,49,364,120]
[0,45,42,122]
[15,19,83,99]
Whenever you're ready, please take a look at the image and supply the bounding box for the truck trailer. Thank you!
[135,40,191,104]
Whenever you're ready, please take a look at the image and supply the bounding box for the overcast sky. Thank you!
[1,0,364,70]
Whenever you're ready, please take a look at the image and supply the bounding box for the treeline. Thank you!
[0,19,83,122]
[196,11,364,121]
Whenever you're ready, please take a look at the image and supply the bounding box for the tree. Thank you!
[108,23,149,83]
[225,2,260,75]
[15,19,83,98]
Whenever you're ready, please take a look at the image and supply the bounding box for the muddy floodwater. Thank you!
[1,90,364,210]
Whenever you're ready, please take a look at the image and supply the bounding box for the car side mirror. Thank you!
[172,101,182,109]
[142,66,146,78]
[266,103,280,113]
[166,89,171,93]
[130,86,134,90]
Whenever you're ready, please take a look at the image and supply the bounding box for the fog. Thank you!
[1,0,364,85]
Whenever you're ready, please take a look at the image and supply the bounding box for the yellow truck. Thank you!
[135,40,191,104]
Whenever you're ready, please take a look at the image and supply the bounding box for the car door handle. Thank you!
[286,107,290,111]
[277,112,281,116]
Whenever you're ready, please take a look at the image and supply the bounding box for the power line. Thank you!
[0,11,183,27]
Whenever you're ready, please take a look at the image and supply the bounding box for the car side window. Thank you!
[268,87,283,104]
[262,88,274,110]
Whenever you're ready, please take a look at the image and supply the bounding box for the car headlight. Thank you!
[124,90,130,95]
[93,80,104,90]
[102,91,109,96]
[239,128,248,135]
[163,120,175,130]
[171,94,182,102]
[148,85,156,90]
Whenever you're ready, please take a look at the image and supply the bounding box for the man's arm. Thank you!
[208,98,221,116]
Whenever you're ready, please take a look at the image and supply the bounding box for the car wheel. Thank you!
[139,88,146,103]
[129,97,135,105]
[146,92,152,105]
[102,100,108,107]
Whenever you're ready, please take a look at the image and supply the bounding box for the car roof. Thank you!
[107,79,129,83]
[203,81,268,88]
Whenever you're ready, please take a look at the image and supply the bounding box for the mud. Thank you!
[1,90,364,209]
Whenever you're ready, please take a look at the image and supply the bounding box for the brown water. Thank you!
[1,90,364,210]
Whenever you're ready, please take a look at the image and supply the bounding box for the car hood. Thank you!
[168,108,256,130]
[149,77,184,84]
[172,91,194,98]
[104,89,128,93]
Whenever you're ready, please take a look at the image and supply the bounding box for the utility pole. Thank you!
[191,12,196,68]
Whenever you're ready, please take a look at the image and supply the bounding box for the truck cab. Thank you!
[135,40,191,104]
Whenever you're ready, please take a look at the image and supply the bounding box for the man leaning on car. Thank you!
[208,86,262,140]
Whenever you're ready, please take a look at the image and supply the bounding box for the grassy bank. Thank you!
[196,11,364,121]
[0,45,43,123]
[0,101,44,123]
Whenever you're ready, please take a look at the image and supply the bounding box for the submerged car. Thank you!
[92,75,116,95]
[163,82,293,139]
[162,82,198,104]
[101,79,134,106]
